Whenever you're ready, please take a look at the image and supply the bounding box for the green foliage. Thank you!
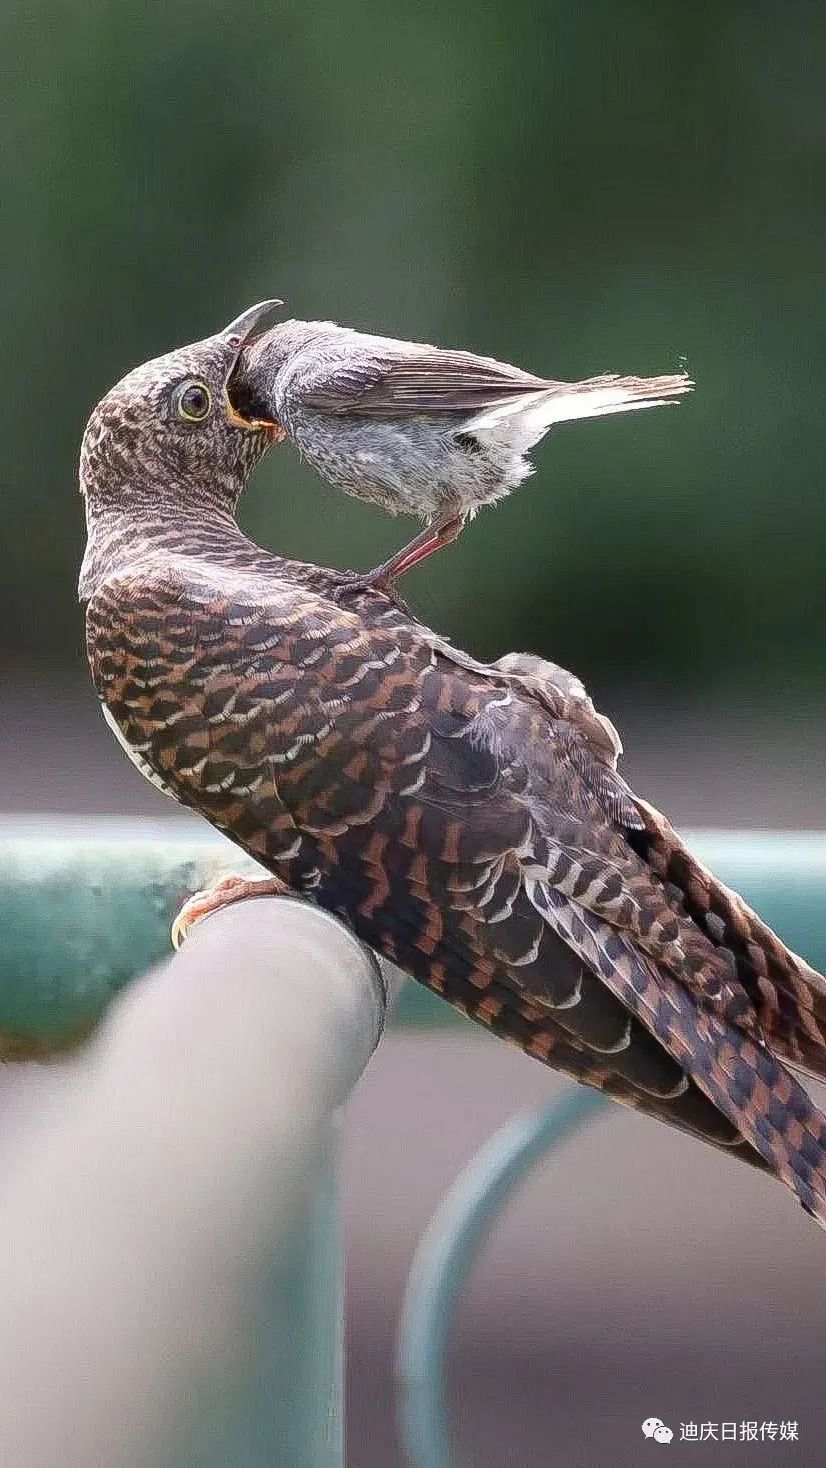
[3,0,825,698]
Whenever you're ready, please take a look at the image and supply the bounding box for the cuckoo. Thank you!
[79,304,826,1229]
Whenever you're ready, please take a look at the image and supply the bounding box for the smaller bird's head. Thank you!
[79,302,284,520]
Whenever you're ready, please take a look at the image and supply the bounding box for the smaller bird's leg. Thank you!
[363,514,465,592]
[171,872,291,950]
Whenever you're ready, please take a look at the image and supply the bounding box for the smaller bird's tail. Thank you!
[467,371,693,452]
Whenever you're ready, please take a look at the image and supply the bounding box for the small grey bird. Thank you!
[233,318,693,587]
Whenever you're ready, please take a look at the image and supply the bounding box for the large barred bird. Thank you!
[79,305,826,1228]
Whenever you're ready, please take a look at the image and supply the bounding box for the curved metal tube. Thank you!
[396,1089,609,1468]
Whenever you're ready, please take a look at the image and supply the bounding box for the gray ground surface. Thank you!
[3,678,826,1466]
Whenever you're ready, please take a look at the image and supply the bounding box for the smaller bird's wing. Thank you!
[297,345,548,417]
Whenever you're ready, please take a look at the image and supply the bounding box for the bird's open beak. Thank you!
[221,299,284,349]
[221,300,286,437]
[225,399,286,439]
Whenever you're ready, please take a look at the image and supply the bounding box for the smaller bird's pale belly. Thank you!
[291,414,525,521]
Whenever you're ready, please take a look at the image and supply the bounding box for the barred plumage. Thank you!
[80,307,826,1230]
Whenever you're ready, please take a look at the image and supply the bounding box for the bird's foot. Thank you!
[334,568,397,597]
[332,568,413,614]
[171,872,291,950]
[331,516,464,610]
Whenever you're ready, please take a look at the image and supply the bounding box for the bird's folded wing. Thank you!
[297,346,548,416]
[87,568,826,1216]
[632,797,826,1078]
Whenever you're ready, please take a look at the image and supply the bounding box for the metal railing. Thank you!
[397,1090,609,1468]
[0,830,395,1468]
[1,819,825,1465]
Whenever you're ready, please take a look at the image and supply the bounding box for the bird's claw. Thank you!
[332,569,412,613]
[334,569,395,597]
[170,872,288,950]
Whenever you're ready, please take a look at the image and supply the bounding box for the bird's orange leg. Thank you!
[171,872,291,950]
[365,514,465,590]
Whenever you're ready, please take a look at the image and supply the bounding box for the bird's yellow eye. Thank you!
[176,380,212,423]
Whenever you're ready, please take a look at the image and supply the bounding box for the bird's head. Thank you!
[79,301,284,519]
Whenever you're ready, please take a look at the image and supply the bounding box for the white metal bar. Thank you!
[0,897,389,1468]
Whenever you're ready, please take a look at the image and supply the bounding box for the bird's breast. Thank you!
[288,414,504,521]
[99,701,180,801]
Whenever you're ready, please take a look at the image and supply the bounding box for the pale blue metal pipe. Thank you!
[396,1090,609,1468]
[2,820,826,1043]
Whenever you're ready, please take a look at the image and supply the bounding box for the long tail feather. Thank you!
[632,800,826,1082]
[527,879,826,1228]
[468,371,693,448]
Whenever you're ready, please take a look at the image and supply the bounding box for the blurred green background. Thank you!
[2,0,825,701]
[3,10,826,1466]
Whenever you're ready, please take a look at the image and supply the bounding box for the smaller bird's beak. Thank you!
[221,299,284,349]
[221,300,286,437]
